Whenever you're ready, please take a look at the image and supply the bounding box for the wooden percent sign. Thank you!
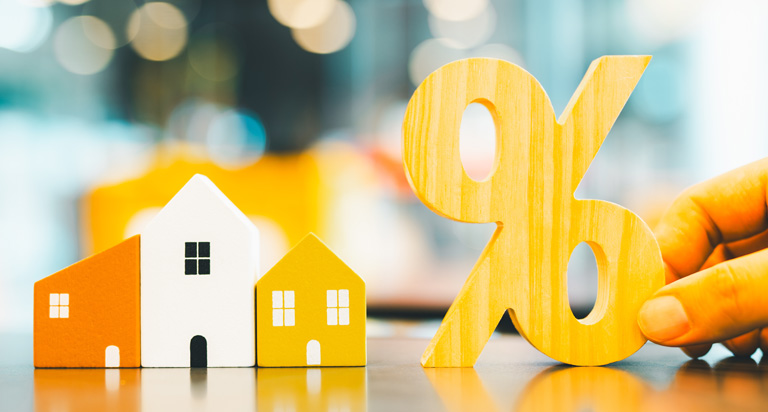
[402,56,665,366]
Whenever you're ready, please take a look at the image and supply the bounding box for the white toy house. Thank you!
[140,174,260,367]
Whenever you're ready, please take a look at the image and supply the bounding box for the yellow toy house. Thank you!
[256,234,366,367]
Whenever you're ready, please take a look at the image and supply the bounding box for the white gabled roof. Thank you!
[143,174,255,233]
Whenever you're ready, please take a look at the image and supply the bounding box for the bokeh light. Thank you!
[373,101,408,159]
[408,39,524,87]
[53,16,115,75]
[291,0,356,54]
[127,2,188,61]
[470,43,523,64]
[166,99,218,144]
[268,0,336,29]
[428,2,496,49]
[407,38,463,86]
[82,0,139,47]
[0,0,53,53]
[57,0,91,5]
[164,0,202,23]
[207,109,267,167]
[81,13,118,50]
[188,25,239,82]
[16,0,55,7]
[423,0,488,22]
[166,99,267,167]
[627,0,702,46]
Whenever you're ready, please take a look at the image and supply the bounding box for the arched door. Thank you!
[306,340,321,365]
[190,335,207,368]
[105,345,120,368]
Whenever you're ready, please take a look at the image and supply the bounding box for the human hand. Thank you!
[637,158,768,357]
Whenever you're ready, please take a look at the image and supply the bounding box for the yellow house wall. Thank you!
[256,235,366,367]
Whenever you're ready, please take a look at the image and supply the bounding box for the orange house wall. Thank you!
[33,235,141,368]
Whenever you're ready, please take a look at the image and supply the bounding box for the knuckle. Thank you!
[709,264,745,324]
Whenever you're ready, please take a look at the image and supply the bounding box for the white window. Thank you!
[49,293,70,319]
[272,290,295,327]
[326,289,349,326]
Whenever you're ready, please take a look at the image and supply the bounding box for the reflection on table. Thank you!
[428,357,768,412]
[33,366,367,411]
[22,337,768,412]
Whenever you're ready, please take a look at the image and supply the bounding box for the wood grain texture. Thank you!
[402,56,664,366]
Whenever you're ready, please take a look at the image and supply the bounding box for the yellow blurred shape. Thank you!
[291,0,356,54]
[127,2,188,61]
[517,367,647,412]
[83,147,322,265]
[424,368,500,412]
[268,0,336,29]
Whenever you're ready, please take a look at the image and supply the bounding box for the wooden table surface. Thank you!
[1,332,766,411]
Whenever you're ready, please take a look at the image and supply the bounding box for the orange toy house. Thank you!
[34,235,141,368]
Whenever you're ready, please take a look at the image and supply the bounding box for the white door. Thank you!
[306,340,320,365]
[105,345,120,368]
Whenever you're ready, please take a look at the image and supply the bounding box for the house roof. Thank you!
[257,233,363,286]
[36,235,141,285]
[142,174,255,234]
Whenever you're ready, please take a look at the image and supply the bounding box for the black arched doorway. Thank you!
[190,335,207,368]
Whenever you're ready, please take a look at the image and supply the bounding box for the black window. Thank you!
[185,242,211,275]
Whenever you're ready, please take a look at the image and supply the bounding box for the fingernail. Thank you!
[638,296,691,342]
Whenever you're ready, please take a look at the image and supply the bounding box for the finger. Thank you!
[654,157,768,281]
[638,248,768,346]
[698,244,733,272]
[759,328,768,355]
[681,344,712,358]
[673,232,768,359]
[721,330,761,357]
[723,227,768,259]
[694,229,768,277]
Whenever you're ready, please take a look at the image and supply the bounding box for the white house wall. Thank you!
[141,175,259,367]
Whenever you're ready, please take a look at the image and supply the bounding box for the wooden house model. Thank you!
[256,233,366,367]
[34,175,368,369]
[33,235,141,368]
[141,174,260,367]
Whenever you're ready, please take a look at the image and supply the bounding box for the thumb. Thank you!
[637,248,768,346]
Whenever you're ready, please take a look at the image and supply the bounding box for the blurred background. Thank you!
[1,0,767,334]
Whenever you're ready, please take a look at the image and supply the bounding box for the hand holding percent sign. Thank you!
[402,56,665,366]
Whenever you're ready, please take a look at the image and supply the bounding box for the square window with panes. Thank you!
[185,242,210,275]
[272,291,295,327]
[327,289,349,326]
[49,293,69,318]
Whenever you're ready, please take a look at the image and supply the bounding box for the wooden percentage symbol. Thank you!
[403,56,664,366]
